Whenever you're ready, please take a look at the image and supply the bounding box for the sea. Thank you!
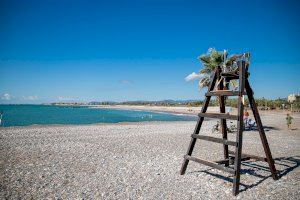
[0,105,196,127]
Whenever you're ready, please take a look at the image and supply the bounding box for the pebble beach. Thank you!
[0,111,299,199]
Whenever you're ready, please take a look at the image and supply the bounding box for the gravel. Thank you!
[0,113,299,199]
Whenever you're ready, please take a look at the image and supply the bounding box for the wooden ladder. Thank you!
[180,60,278,196]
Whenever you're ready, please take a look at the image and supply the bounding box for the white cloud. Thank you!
[119,80,132,85]
[185,72,203,82]
[22,95,38,101]
[1,93,12,100]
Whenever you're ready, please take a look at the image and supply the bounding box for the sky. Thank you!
[0,0,300,103]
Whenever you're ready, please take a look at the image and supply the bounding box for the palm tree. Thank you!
[186,48,238,90]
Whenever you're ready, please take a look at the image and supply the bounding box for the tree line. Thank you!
[89,97,300,111]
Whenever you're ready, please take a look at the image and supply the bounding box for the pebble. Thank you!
[0,120,299,199]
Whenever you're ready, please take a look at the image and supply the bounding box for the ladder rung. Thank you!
[191,134,237,146]
[221,72,249,81]
[215,158,230,165]
[228,150,268,162]
[229,155,252,162]
[198,113,238,120]
[184,155,235,174]
[221,72,239,80]
[206,91,240,97]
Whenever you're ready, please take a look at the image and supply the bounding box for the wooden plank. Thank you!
[233,61,246,196]
[220,72,239,81]
[228,150,267,162]
[217,72,230,167]
[246,79,278,180]
[215,159,230,165]
[191,134,237,146]
[221,72,239,77]
[221,71,249,80]
[198,113,238,120]
[180,69,219,175]
[206,91,240,96]
[184,155,235,174]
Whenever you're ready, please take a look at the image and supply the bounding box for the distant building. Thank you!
[288,93,300,103]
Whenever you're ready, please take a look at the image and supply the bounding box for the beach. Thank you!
[90,105,216,115]
[0,108,299,199]
[2,0,299,199]
[91,104,293,117]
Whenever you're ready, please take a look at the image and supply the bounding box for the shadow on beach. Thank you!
[187,155,300,192]
[263,126,280,131]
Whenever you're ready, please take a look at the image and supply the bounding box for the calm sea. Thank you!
[0,105,196,127]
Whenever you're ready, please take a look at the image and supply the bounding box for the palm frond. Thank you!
[198,54,210,63]
[196,48,243,91]
[199,76,210,89]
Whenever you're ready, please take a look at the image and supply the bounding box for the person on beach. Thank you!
[244,109,250,126]
[286,113,293,130]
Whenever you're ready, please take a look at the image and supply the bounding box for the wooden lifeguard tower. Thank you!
[180,53,278,195]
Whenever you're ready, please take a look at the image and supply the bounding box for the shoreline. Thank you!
[0,120,193,129]
[90,104,296,117]
[89,105,234,115]
[1,105,299,129]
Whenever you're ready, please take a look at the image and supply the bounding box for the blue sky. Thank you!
[0,0,299,103]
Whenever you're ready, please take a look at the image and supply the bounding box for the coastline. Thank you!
[89,104,295,117]
[1,105,298,129]
[89,105,236,115]
[0,120,192,130]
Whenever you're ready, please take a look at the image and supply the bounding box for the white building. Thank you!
[288,93,300,103]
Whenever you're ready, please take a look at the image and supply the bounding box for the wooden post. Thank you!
[180,69,218,175]
[245,79,278,180]
[233,61,245,195]
[217,67,229,166]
